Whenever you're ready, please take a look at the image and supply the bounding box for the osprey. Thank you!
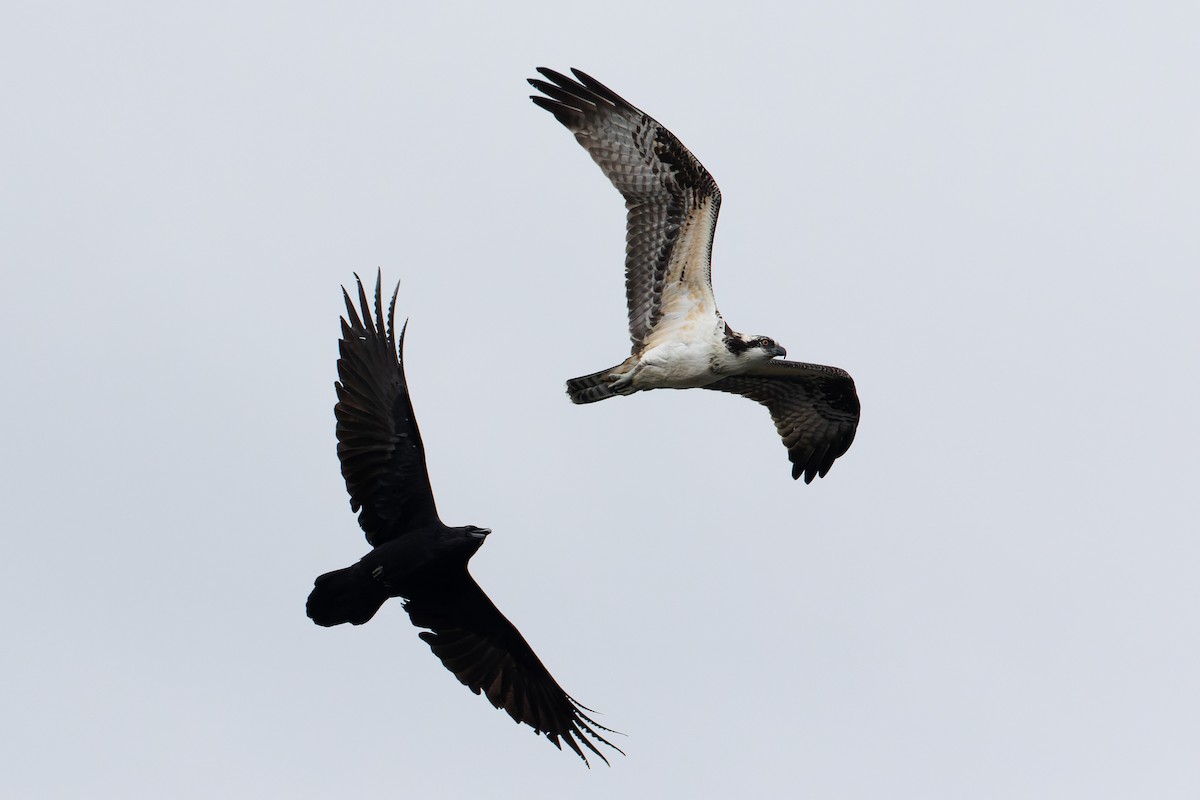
[529,68,861,482]
[306,273,620,766]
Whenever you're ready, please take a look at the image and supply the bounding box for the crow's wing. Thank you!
[334,272,440,545]
[405,569,622,766]
[705,360,860,482]
[530,67,722,354]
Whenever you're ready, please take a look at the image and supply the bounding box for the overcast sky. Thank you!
[3,2,1198,797]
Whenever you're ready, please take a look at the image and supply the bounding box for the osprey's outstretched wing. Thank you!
[705,361,860,482]
[529,68,722,353]
[334,272,440,546]
[405,571,623,767]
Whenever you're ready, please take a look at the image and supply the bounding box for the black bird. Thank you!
[306,273,620,766]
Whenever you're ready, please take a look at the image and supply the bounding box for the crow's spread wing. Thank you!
[405,570,622,766]
[530,67,722,353]
[706,360,860,482]
[334,273,440,545]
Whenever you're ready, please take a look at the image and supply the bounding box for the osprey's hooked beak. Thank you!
[772,344,788,359]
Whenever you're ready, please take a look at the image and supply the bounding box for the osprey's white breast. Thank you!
[630,283,727,389]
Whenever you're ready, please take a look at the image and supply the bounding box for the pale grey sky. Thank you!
[3,2,1198,797]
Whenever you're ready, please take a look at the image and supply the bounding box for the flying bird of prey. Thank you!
[529,68,860,482]
[306,273,619,766]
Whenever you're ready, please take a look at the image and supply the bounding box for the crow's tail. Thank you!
[306,565,388,626]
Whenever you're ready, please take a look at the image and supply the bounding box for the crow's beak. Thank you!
[470,528,491,540]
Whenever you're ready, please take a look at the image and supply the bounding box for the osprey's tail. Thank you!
[565,364,628,404]
[306,565,389,627]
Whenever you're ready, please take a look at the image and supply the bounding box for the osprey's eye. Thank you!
[759,338,773,348]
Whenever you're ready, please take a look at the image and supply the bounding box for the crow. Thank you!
[306,273,620,766]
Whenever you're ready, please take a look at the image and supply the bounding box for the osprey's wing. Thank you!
[530,67,722,352]
[705,360,860,482]
[334,273,440,546]
[405,570,622,767]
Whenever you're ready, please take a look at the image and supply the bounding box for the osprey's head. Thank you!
[724,324,787,361]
